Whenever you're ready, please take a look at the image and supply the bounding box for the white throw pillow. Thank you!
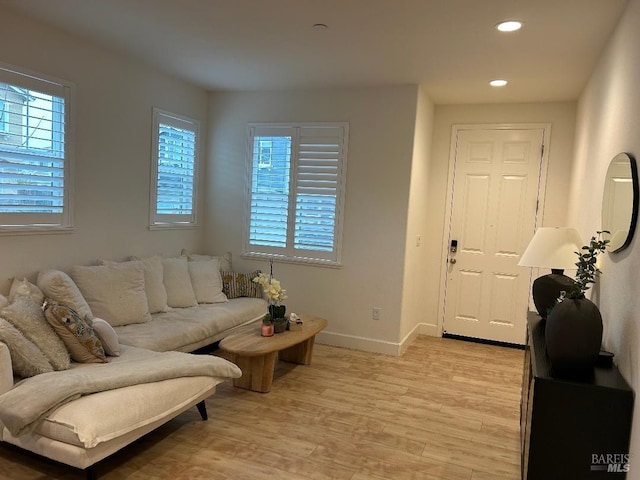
[101,257,169,314]
[9,278,44,304]
[91,317,120,356]
[162,257,198,308]
[37,270,93,320]
[71,263,151,327]
[188,258,228,304]
[182,250,232,272]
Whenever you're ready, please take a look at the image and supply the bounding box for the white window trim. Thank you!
[0,62,75,235]
[149,108,200,230]
[242,122,349,267]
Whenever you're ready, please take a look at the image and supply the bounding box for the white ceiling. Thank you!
[1,0,628,104]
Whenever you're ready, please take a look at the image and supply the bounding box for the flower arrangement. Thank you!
[252,258,287,305]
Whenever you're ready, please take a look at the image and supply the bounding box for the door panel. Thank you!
[443,128,544,345]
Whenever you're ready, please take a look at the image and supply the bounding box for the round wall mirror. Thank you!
[601,152,639,253]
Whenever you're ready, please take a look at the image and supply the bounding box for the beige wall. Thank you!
[425,102,577,334]
[0,7,208,292]
[206,87,419,353]
[399,86,435,346]
[569,0,640,468]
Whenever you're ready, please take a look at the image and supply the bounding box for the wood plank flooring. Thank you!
[0,336,524,480]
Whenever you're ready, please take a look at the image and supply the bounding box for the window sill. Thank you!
[0,226,74,236]
[148,223,199,231]
[241,252,342,269]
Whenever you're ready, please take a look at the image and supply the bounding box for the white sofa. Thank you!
[0,253,267,479]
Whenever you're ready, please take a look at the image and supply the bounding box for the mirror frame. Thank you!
[601,152,639,253]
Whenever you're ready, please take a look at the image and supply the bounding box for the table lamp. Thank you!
[518,227,583,318]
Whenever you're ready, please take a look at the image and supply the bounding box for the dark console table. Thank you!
[521,312,634,479]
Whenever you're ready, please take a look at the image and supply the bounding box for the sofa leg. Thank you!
[85,466,97,480]
[196,400,208,420]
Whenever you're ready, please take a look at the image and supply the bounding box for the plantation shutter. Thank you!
[246,123,348,265]
[151,109,199,226]
[0,67,70,229]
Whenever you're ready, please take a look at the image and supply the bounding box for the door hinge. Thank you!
[541,143,545,157]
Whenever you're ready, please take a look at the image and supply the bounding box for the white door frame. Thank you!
[436,123,552,338]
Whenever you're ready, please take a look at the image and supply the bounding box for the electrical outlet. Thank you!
[372,307,381,320]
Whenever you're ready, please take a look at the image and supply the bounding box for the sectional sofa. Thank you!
[0,252,267,479]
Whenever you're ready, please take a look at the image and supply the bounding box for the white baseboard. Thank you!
[317,323,440,356]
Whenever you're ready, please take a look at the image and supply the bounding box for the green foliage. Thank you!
[566,231,610,299]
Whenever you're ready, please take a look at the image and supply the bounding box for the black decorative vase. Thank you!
[268,304,286,320]
[545,297,603,375]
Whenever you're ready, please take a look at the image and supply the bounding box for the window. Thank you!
[150,108,199,228]
[245,123,349,266]
[0,64,72,232]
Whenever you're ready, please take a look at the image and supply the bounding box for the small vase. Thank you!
[268,304,286,320]
[545,297,603,375]
[261,323,274,337]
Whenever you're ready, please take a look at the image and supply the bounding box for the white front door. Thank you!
[442,127,546,345]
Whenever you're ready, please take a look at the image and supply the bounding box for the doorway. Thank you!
[440,124,549,345]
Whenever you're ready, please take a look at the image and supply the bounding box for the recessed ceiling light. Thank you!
[490,79,508,87]
[313,23,328,30]
[496,21,523,32]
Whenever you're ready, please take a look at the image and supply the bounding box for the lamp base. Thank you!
[532,273,575,318]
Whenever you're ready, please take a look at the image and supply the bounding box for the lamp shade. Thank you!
[518,227,583,270]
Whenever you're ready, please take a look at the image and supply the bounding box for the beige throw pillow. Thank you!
[1,295,71,371]
[91,317,120,356]
[9,278,44,304]
[0,318,54,377]
[162,257,198,308]
[43,300,106,364]
[188,258,228,304]
[37,270,93,320]
[71,263,151,327]
[101,257,169,314]
[182,250,232,271]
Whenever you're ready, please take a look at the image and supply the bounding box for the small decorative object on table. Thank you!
[546,231,609,375]
[288,312,303,331]
[261,314,274,337]
[253,258,288,334]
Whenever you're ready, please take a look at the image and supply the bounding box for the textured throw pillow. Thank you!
[91,317,120,357]
[0,294,7,310]
[9,278,44,304]
[71,262,151,327]
[162,257,198,308]
[102,257,169,314]
[221,270,263,299]
[43,300,107,364]
[37,270,93,320]
[1,295,71,371]
[182,250,233,272]
[188,258,228,304]
[0,317,54,377]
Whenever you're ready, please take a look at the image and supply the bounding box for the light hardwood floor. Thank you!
[0,336,524,480]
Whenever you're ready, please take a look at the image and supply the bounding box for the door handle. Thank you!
[449,258,457,264]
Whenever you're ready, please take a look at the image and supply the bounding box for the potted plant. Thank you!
[545,231,610,374]
[253,259,288,333]
[261,313,274,337]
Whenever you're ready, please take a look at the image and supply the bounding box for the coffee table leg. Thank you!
[279,336,316,365]
[233,352,277,393]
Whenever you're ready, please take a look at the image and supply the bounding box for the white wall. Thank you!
[425,102,577,335]
[569,0,640,470]
[399,86,435,348]
[0,7,208,292]
[206,87,419,353]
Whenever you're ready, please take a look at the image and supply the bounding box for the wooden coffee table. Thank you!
[219,315,328,393]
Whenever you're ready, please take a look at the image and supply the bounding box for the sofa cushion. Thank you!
[184,250,232,271]
[37,270,93,321]
[115,298,267,352]
[221,270,263,299]
[71,263,151,327]
[102,257,169,314]
[188,258,228,304]
[162,257,198,308]
[91,318,120,357]
[43,301,107,364]
[0,318,53,378]
[1,295,70,371]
